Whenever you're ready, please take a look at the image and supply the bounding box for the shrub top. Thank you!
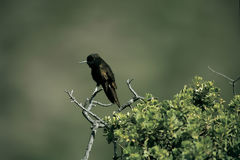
[104,76,240,160]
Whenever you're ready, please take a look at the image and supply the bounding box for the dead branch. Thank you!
[65,79,145,160]
[65,89,107,126]
[117,79,144,112]
[208,66,240,95]
[82,122,99,160]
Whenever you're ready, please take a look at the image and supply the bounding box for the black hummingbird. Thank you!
[80,53,120,108]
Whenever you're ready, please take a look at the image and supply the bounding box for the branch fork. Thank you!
[65,79,144,160]
[208,66,240,95]
[117,79,144,112]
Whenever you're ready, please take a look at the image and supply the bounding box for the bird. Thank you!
[80,53,120,108]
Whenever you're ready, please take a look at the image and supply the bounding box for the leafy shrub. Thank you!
[104,77,240,160]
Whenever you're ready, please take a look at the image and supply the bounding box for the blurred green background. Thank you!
[0,0,239,160]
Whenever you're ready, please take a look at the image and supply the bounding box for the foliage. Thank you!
[104,77,240,160]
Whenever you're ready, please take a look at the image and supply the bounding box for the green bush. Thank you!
[104,77,240,160]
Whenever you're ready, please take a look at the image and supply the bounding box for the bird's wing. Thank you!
[99,63,117,89]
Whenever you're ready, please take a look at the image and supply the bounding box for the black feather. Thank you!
[86,53,120,108]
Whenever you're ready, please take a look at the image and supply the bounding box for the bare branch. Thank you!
[92,100,112,107]
[88,87,103,103]
[118,79,144,112]
[65,88,107,160]
[127,79,144,98]
[234,76,240,83]
[82,88,104,125]
[82,122,99,160]
[208,66,239,95]
[208,66,234,82]
[65,79,146,160]
[65,90,107,126]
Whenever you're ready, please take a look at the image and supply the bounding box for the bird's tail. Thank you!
[110,86,120,108]
[103,82,120,108]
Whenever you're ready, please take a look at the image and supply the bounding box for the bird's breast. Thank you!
[91,68,103,85]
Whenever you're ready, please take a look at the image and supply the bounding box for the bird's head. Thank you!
[79,53,101,68]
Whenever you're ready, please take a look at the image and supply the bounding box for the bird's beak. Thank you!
[78,60,87,64]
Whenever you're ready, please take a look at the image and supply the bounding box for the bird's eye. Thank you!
[87,56,94,62]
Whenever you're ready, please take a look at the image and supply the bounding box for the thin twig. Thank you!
[234,76,240,83]
[65,88,107,160]
[82,88,104,125]
[208,66,234,82]
[233,76,240,95]
[65,90,107,126]
[92,100,112,107]
[88,87,103,103]
[65,79,146,160]
[208,66,239,95]
[118,79,144,112]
